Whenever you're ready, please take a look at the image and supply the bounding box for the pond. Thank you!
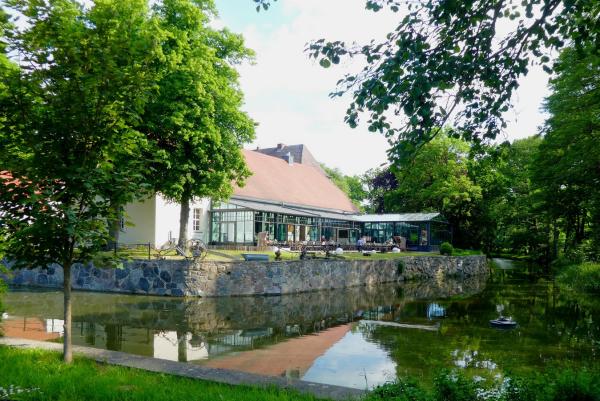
[1,261,599,389]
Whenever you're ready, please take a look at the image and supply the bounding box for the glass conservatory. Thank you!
[210,199,450,251]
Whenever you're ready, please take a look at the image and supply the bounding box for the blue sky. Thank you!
[214,0,550,175]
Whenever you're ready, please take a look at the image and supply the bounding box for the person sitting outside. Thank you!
[356,237,365,252]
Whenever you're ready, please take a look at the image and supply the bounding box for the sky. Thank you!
[215,0,551,175]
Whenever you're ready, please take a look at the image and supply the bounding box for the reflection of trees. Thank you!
[361,271,600,382]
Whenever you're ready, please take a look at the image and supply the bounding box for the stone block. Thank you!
[37,274,48,285]
[139,277,150,292]
[160,270,172,283]
[115,268,129,280]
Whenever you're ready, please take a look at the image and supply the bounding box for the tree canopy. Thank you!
[304,0,599,162]
[0,0,168,362]
[0,0,254,360]
[533,46,600,260]
[383,132,482,247]
[321,164,367,211]
[141,0,255,247]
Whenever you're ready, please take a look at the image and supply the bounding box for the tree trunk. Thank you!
[178,183,192,250]
[552,222,559,261]
[63,262,73,363]
[106,209,121,252]
[177,330,187,362]
[106,206,123,251]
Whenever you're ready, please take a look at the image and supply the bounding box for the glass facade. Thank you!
[210,201,450,250]
[362,220,451,250]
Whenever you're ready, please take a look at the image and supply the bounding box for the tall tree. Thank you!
[384,132,482,247]
[533,46,600,260]
[142,0,254,249]
[362,167,398,213]
[306,0,599,162]
[470,137,548,258]
[321,164,367,211]
[0,0,162,362]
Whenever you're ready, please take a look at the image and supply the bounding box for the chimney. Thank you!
[283,152,294,165]
[276,143,286,151]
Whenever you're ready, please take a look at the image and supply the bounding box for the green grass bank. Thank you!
[557,262,600,293]
[0,347,322,401]
[2,346,599,401]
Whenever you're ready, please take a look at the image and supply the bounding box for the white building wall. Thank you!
[120,195,212,247]
[120,196,156,245]
[188,197,211,243]
[154,194,182,247]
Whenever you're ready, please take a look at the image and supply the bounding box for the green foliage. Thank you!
[433,371,477,401]
[384,131,482,247]
[0,0,162,270]
[470,137,549,259]
[321,164,367,210]
[439,242,453,256]
[0,346,318,401]
[551,369,600,401]
[533,46,600,261]
[362,167,398,213]
[396,260,405,275]
[307,0,599,162]
[140,0,255,246]
[366,370,600,401]
[369,377,428,401]
[557,263,600,294]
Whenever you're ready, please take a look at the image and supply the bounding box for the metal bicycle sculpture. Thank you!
[156,239,208,261]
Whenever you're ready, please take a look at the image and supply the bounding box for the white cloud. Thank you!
[229,0,399,175]
[218,0,551,174]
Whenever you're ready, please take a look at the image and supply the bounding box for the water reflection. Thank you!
[2,271,599,389]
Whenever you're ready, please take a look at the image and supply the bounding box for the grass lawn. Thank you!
[0,346,324,401]
[99,246,481,263]
[206,250,445,261]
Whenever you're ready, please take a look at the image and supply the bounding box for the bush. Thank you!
[368,378,429,401]
[364,370,600,401]
[397,260,405,275]
[550,369,600,401]
[557,262,600,293]
[440,242,454,256]
[433,372,477,401]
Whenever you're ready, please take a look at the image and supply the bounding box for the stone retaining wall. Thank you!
[2,255,489,297]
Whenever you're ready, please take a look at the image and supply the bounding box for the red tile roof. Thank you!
[235,150,358,213]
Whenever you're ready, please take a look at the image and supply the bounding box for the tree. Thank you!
[306,0,599,162]
[0,0,163,362]
[362,167,398,213]
[533,46,600,260]
[384,132,482,248]
[470,137,549,258]
[321,164,367,210]
[141,0,255,249]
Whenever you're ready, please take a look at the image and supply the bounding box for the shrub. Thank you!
[397,260,405,276]
[557,262,600,293]
[440,242,454,256]
[368,378,429,401]
[551,369,600,401]
[433,371,477,401]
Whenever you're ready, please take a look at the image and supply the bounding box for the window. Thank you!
[193,208,202,231]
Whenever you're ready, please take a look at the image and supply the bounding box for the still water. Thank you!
[2,262,599,389]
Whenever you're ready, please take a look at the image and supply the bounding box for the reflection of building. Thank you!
[427,303,446,319]
[153,331,208,362]
[205,324,352,378]
[120,144,451,250]
[1,316,63,341]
